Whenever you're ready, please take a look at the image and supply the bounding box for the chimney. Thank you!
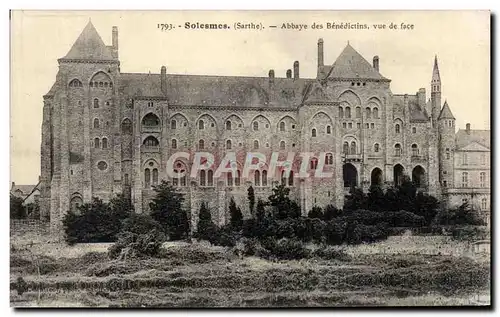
[161,66,167,94]
[11,181,15,189]
[268,69,275,83]
[112,26,119,58]
[286,69,292,79]
[466,123,471,134]
[417,88,426,108]
[318,38,324,67]
[293,61,299,79]
[373,56,379,72]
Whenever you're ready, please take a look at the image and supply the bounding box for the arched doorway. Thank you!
[70,196,83,214]
[371,168,383,186]
[412,165,426,188]
[343,163,358,188]
[393,164,405,187]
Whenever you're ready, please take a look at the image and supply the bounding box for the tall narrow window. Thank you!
[253,140,259,149]
[199,139,205,150]
[366,107,372,119]
[262,170,267,186]
[480,172,486,188]
[207,170,214,186]
[312,128,317,137]
[481,154,486,165]
[172,139,177,149]
[226,140,232,150]
[226,120,232,130]
[374,143,380,153]
[280,141,285,149]
[412,127,417,134]
[93,118,100,129]
[254,170,261,186]
[227,172,233,187]
[395,144,402,157]
[281,170,287,186]
[345,107,351,118]
[310,158,318,170]
[412,144,419,156]
[93,98,99,108]
[253,121,259,131]
[280,122,285,132]
[326,125,331,134]
[373,107,379,119]
[395,124,400,134]
[171,120,177,129]
[462,172,468,188]
[124,173,130,186]
[145,168,151,188]
[339,107,344,118]
[198,120,205,130]
[446,148,450,159]
[235,170,241,186]
[200,170,206,186]
[481,198,488,210]
[343,142,349,154]
[288,171,294,186]
[102,137,108,149]
[94,137,100,148]
[152,168,159,186]
[355,107,361,118]
[463,153,468,165]
[350,141,356,155]
[325,153,333,165]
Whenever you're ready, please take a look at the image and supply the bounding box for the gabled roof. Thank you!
[456,129,490,149]
[326,44,387,80]
[392,94,430,122]
[457,141,490,152]
[61,21,114,61]
[438,100,455,120]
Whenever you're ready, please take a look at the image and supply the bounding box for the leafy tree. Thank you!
[121,213,163,235]
[229,198,243,230]
[323,205,342,221]
[247,186,256,216]
[439,202,486,226]
[414,192,440,226]
[196,202,217,241]
[344,187,366,211]
[10,194,26,219]
[308,206,323,219]
[366,185,385,212]
[255,199,266,222]
[149,180,189,240]
[395,177,417,212]
[268,184,300,219]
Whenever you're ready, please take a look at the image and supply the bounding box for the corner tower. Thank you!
[438,100,456,193]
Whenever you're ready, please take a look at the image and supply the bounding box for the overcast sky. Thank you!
[10,10,490,184]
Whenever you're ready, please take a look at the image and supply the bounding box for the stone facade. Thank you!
[39,22,491,232]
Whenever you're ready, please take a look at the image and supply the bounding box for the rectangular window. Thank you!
[370,123,374,129]
[461,172,468,188]
[357,123,361,129]
[342,122,347,129]
[348,122,352,129]
[463,153,468,165]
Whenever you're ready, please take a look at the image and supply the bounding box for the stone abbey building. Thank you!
[40,22,491,231]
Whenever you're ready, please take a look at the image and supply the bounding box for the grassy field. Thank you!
[10,234,490,308]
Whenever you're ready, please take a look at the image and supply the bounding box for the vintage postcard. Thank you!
[10,10,490,308]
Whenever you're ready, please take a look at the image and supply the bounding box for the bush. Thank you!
[310,245,351,261]
[451,226,489,241]
[121,213,163,235]
[263,238,309,260]
[324,220,346,245]
[108,229,165,260]
[307,207,323,219]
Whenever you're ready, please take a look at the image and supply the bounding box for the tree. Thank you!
[255,199,266,222]
[308,206,323,219]
[229,198,243,230]
[197,202,217,241]
[10,194,26,219]
[344,187,366,211]
[149,180,189,240]
[323,205,342,221]
[414,192,440,226]
[366,185,385,212]
[247,186,256,216]
[268,184,300,219]
[396,177,417,212]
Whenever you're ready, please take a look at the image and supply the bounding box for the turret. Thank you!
[437,100,456,190]
[431,55,441,127]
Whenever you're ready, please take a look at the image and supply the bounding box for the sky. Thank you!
[10,10,490,185]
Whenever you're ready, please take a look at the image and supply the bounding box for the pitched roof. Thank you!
[61,21,114,61]
[120,72,311,108]
[456,129,490,149]
[11,183,40,201]
[438,100,455,120]
[326,44,387,80]
[302,81,330,104]
[392,94,429,122]
[457,141,490,152]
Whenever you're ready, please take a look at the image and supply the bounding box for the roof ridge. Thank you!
[61,21,114,61]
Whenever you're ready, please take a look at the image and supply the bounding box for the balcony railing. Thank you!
[141,145,160,153]
[141,125,161,133]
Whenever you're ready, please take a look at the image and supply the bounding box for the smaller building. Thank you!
[10,181,41,215]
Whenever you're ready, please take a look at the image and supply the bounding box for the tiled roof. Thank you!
[326,44,387,80]
[61,21,114,61]
[392,94,429,122]
[456,129,490,149]
[438,100,455,120]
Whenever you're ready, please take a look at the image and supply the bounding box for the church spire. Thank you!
[430,55,442,127]
[432,55,441,82]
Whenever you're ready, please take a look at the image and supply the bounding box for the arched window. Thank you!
[462,172,468,187]
[69,79,82,87]
[262,170,267,186]
[207,170,214,186]
[281,170,287,186]
[373,107,379,119]
[226,140,232,150]
[172,139,177,149]
[152,168,159,186]
[200,170,206,186]
[345,107,351,118]
[350,141,356,155]
[93,118,100,129]
[374,143,380,152]
[253,140,259,149]
[311,128,317,137]
[480,172,487,188]
[198,120,205,130]
[326,125,331,134]
[145,168,151,187]
[226,120,232,130]
[481,198,488,210]
[355,107,361,118]
[198,139,205,150]
[171,120,177,130]
[232,170,240,186]
[93,99,99,108]
[446,148,451,159]
[104,82,108,88]
[325,153,333,165]
[253,121,259,131]
[280,141,285,150]
[411,144,419,156]
[412,127,416,134]
[121,118,132,134]
[395,124,401,134]
[227,172,233,187]
[310,158,318,170]
[280,122,285,132]
[124,174,130,186]
[172,161,187,187]
[102,137,108,149]
[143,136,159,147]
[70,196,83,213]
[254,170,261,186]
[288,171,294,186]
[366,107,371,119]
[99,82,103,87]
[394,144,402,157]
[94,137,100,148]
[142,113,160,127]
[343,142,349,154]
[339,107,344,118]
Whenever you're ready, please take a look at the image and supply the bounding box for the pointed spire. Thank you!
[432,55,441,82]
[438,99,455,120]
[61,21,115,61]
